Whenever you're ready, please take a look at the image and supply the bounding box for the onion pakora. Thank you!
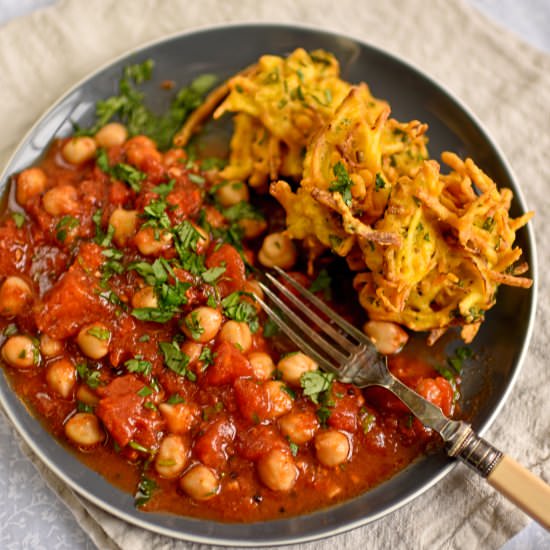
[174,48,533,343]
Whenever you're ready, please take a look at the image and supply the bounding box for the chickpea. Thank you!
[180,464,219,500]
[0,276,32,317]
[265,380,293,418]
[39,334,63,357]
[363,320,408,355]
[159,402,199,434]
[314,430,350,467]
[76,322,110,359]
[277,352,318,386]
[76,384,99,407]
[64,413,105,447]
[258,232,296,269]
[238,218,268,239]
[180,340,203,365]
[134,227,173,256]
[181,307,222,343]
[257,449,298,491]
[2,335,39,369]
[94,123,128,148]
[243,279,264,301]
[16,167,47,205]
[109,208,138,247]
[279,411,319,444]
[132,286,158,309]
[219,321,252,353]
[46,358,76,398]
[125,136,162,168]
[62,136,97,165]
[248,352,275,380]
[215,181,249,207]
[42,184,78,216]
[163,149,186,167]
[155,435,189,479]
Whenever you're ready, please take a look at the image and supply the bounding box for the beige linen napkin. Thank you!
[1,0,549,548]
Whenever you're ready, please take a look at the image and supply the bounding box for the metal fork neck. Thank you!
[340,345,384,384]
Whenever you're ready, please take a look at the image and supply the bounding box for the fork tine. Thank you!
[273,266,368,343]
[258,282,348,364]
[265,272,355,352]
[254,295,340,375]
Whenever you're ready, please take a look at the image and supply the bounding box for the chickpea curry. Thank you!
[0,52,530,522]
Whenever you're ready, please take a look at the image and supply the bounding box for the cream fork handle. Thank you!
[487,455,550,529]
[384,377,550,529]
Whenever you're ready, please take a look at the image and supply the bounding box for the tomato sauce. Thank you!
[0,133,456,522]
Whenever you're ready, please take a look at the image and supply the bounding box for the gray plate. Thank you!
[0,23,537,546]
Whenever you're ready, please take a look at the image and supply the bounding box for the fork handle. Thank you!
[487,455,550,529]
[448,426,550,529]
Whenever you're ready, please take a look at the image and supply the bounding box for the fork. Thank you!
[256,267,550,529]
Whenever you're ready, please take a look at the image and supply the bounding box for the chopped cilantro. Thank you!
[159,340,195,380]
[92,209,115,247]
[127,259,169,286]
[360,409,376,433]
[316,406,332,426]
[289,440,299,457]
[309,269,332,300]
[482,217,495,232]
[222,201,264,222]
[76,402,94,413]
[221,292,259,333]
[3,324,18,337]
[166,394,186,405]
[329,161,353,207]
[375,173,386,191]
[137,386,153,397]
[55,215,79,243]
[263,318,280,338]
[142,198,171,229]
[138,334,150,342]
[77,59,216,151]
[86,326,110,341]
[200,157,227,171]
[188,173,205,185]
[152,179,175,198]
[198,346,214,367]
[96,149,146,192]
[128,440,150,453]
[11,212,25,228]
[111,163,146,193]
[124,356,152,376]
[447,346,473,374]
[184,311,205,340]
[201,265,226,284]
[132,307,176,323]
[281,385,296,399]
[76,362,101,389]
[301,371,335,404]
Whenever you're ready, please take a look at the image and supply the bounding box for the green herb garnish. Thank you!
[329,161,353,207]
[124,356,152,376]
[159,340,195,380]
[221,292,259,333]
[300,371,335,404]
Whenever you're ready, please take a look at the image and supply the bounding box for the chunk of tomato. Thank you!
[205,244,245,297]
[201,341,252,386]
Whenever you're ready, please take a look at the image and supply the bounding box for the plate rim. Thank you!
[0,21,538,547]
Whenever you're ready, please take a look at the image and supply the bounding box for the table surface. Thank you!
[0,0,548,548]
